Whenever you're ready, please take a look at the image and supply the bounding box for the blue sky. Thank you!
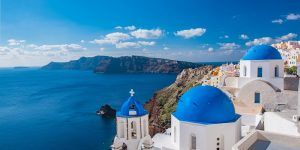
[0,0,300,67]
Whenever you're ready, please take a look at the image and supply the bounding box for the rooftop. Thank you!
[242,45,282,60]
[232,130,300,150]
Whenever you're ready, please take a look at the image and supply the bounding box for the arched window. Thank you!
[275,65,279,77]
[191,134,196,150]
[131,121,137,139]
[243,66,247,77]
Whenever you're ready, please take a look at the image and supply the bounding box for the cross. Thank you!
[129,89,135,97]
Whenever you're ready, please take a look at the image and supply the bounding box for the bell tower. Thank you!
[111,89,153,150]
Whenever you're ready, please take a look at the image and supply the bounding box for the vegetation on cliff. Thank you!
[144,66,214,135]
[42,55,203,74]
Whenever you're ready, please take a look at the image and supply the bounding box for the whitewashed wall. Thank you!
[171,115,241,150]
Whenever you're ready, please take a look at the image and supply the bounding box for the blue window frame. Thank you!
[254,92,260,103]
[257,67,262,77]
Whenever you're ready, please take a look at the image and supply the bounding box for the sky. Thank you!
[0,0,300,67]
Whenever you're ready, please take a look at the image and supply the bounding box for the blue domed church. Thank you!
[230,45,285,111]
[152,85,241,150]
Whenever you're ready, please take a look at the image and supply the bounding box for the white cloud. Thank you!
[138,41,155,46]
[208,47,214,52]
[80,40,85,43]
[286,13,300,20]
[100,47,105,51]
[114,26,123,29]
[277,33,297,41]
[219,35,229,39]
[115,42,140,49]
[163,47,169,50]
[219,43,240,50]
[130,29,163,39]
[245,37,273,46]
[28,44,86,51]
[90,31,157,49]
[240,34,249,40]
[115,41,155,49]
[0,46,10,55]
[245,33,298,46]
[175,28,206,39]
[114,25,136,30]
[7,39,26,46]
[124,25,136,31]
[272,19,283,24]
[90,32,131,45]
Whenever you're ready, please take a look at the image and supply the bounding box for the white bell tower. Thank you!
[111,89,153,150]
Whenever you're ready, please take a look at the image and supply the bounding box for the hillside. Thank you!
[42,55,203,74]
[144,66,214,135]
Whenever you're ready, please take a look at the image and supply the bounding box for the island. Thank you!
[41,55,203,74]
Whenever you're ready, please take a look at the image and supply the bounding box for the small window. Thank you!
[257,67,263,77]
[191,135,196,150]
[174,127,176,143]
[275,66,279,77]
[254,92,260,103]
[243,66,247,76]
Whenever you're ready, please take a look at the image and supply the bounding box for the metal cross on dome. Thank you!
[129,89,135,97]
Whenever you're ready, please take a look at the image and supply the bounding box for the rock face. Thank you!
[144,66,214,136]
[96,104,116,118]
[42,55,203,74]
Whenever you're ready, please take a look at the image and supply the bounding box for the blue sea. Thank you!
[0,68,176,150]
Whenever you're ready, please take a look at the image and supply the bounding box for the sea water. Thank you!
[0,68,176,150]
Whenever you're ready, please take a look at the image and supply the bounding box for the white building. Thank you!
[152,85,241,150]
[111,89,153,150]
[262,75,300,137]
[273,41,300,68]
[223,45,299,135]
[232,73,300,150]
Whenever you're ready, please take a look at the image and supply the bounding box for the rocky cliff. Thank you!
[42,55,203,74]
[144,66,214,135]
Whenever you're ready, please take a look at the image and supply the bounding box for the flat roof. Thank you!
[249,140,299,150]
[232,130,300,150]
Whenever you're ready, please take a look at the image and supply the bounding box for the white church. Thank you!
[111,45,300,150]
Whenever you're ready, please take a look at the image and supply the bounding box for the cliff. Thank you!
[144,66,214,136]
[42,55,203,74]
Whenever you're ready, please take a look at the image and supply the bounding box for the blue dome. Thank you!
[117,96,148,117]
[173,85,239,124]
[242,45,282,60]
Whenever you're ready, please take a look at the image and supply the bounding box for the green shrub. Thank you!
[285,66,297,75]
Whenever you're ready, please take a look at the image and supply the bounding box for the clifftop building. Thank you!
[272,41,300,68]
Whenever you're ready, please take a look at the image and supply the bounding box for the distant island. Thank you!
[41,55,204,74]
[13,66,30,69]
